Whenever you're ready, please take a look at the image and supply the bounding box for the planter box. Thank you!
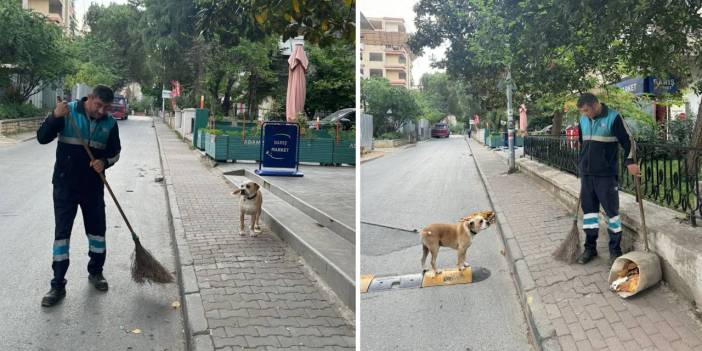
[299,138,334,164]
[515,136,524,147]
[486,135,501,148]
[228,137,261,161]
[196,129,206,150]
[333,140,356,165]
[205,133,228,161]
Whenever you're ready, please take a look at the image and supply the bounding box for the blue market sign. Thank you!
[256,122,303,177]
[614,76,677,96]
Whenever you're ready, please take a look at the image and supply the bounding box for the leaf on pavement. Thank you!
[130,328,142,334]
[171,301,181,309]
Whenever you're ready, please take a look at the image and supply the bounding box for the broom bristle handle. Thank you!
[66,113,139,240]
[634,175,649,252]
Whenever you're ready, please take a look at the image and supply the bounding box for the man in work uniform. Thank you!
[576,93,640,267]
[37,85,121,307]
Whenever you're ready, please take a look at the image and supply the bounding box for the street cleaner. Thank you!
[575,93,640,267]
[37,85,121,307]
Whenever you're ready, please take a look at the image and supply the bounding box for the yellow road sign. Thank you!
[421,267,473,287]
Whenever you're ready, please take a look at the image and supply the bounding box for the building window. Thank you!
[399,71,406,80]
[399,55,406,64]
[359,52,363,60]
[360,69,364,75]
[369,53,383,61]
[385,23,399,32]
[370,69,383,77]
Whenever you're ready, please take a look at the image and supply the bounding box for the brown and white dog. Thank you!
[231,181,263,236]
[419,210,496,274]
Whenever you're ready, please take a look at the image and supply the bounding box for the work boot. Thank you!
[88,273,109,291]
[41,287,66,307]
[577,250,597,265]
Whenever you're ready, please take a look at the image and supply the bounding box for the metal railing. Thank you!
[524,135,702,226]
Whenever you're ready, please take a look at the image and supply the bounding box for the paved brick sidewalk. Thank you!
[468,138,702,351]
[156,121,355,350]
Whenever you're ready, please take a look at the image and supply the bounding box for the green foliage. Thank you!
[379,132,402,140]
[130,96,155,112]
[0,1,73,104]
[305,43,355,117]
[0,103,43,120]
[201,128,224,135]
[527,115,553,131]
[361,78,421,136]
[197,0,355,47]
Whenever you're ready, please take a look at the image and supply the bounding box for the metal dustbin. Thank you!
[608,251,662,298]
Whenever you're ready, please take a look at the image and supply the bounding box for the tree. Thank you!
[197,0,356,47]
[305,43,355,117]
[361,78,421,136]
[0,0,74,104]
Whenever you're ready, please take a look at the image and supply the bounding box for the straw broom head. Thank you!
[131,238,174,284]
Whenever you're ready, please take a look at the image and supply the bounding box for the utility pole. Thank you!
[506,71,516,173]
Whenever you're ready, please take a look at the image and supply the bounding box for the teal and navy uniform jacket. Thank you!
[575,103,636,256]
[37,97,121,289]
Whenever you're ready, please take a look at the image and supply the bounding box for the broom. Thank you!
[552,194,582,264]
[66,112,174,284]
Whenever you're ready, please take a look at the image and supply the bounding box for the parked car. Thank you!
[308,108,355,130]
[431,123,450,138]
[537,124,566,135]
[565,124,580,138]
[110,95,128,120]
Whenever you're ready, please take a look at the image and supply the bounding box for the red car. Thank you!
[110,96,128,120]
[431,123,450,138]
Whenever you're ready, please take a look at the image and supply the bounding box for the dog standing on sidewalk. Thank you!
[232,181,263,236]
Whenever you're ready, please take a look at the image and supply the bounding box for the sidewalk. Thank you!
[155,120,355,350]
[468,138,702,351]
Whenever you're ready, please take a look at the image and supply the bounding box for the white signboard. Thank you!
[162,90,172,99]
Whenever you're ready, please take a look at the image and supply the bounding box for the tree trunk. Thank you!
[552,110,564,136]
[221,77,235,116]
[686,101,702,176]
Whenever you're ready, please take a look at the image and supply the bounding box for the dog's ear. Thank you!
[232,188,241,195]
[252,183,260,192]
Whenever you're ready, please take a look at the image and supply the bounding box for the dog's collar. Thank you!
[244,192,258,200]
[469,228,478,236]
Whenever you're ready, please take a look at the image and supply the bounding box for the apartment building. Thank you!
[22,0,76,36]
[360,13,414,89]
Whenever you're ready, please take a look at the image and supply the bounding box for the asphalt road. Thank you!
[0,116,185,351]
[360,136,532,351]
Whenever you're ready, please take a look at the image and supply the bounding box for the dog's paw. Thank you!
[253,227,262,234]
[249,232,258,237]
[238,230,247,236]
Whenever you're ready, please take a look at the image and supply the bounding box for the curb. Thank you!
[153,119,213,351]
[465,138,555,351]
[360,153,384,164]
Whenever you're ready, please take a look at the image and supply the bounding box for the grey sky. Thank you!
[360,0,447,85]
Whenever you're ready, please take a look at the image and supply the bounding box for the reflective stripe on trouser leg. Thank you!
[53,239,70,261]
[52,192,78,289]
[580,176,601,254]
[87,233,106,275]
[88,234,106,254]
[607,216,623,256]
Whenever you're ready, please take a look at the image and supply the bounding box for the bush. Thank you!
[379,131,402,140]
[201,128,224,135]
[0,103,43,120]
[527,115,553,131]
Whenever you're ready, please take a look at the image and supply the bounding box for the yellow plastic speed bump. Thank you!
[360,274,374,293]
[421,267,473,287]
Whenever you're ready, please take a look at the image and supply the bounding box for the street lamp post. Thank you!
[506,71,516,173]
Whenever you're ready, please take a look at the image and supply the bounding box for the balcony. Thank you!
[389,79,407,86]
[48,0,63,23]
[384,64,406,70]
